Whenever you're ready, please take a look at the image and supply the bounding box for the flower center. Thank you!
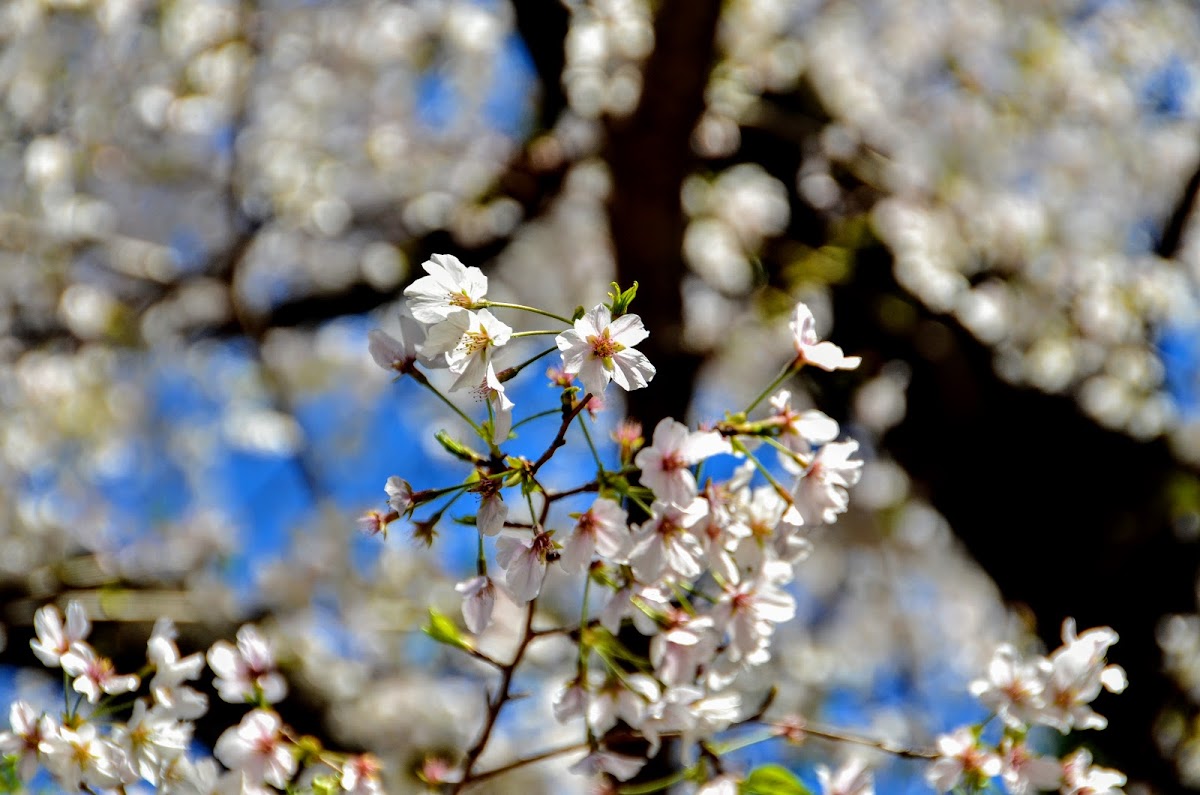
[449,291,474,308]
[587,330,624,360]
[461,329,492,355]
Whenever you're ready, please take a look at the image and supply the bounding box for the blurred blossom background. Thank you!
[3,0,1200,791]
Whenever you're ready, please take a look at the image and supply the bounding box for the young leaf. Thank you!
[740,765,813,795]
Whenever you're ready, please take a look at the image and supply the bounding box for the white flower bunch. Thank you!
[1,603,383,794]
[356,254,1130,793]
[927,619,1129,794]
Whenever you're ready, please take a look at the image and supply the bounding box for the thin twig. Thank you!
[454,600,540,791]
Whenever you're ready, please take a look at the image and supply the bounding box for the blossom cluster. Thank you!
[0,602,382,794]
[927,619,1129,794]
[365,254,875,789]
[360,254,1132,793]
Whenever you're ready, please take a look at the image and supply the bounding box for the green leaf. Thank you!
[423,608,472,652]
[740,765,813,795]
[434,430,485,464]
[312,774,340,795]
[606,281,639,316]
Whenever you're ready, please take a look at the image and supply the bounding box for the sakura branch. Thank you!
[0,253,1131,794]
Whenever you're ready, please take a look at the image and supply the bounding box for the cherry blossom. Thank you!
[109,700,192,785]
[39,722,126,792]
[1061,748,1127,795]
[559,496,629,572]
[1039,619,1127,733]
[567,749,646,781]
[999,739,1062,795]
[421,308,513,392]
[791,439,863,524]
[385,475,413,515]
[925,726,1002,792]
[479,363,515,444]
[454,574,497,633]
[634,417,731,505]
[60,642,141,703]
[555,304,656,398]
[789,302,862,371]
[628,498,710,582]
[30,601,91,668]
[403,253,489,324]
[495,531,556,603]
[769,389,840,472]
[207,624,287,705]
[0,701,53,782]
[213,709,296,789]
[968,643,1048,729]
[367,311,427,376]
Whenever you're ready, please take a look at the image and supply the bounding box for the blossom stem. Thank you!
[502,345,559,381]
[765,721,938,760]
[512,407,563,431]
[481,301,573,325]
[476,533,487,577]
[575,412,605,473]
[531,394,591,475]
[510,330,562,338]
[729,438,795,508]
[461,741,591,788]
[455,600,540,791]
[762,435,811,468]
[414,375,488,440]
[745,360,798,414]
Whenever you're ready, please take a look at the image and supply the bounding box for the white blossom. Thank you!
[634,418,731,505]
[454,575,497,634]
[31,601,91,668]
[789,302,861,371]
[403,253,488,324]
[421,308,512,392]
[555,305,655,398]
[560,496,629,572]
[207,625,287,705]
[213,709,296,789]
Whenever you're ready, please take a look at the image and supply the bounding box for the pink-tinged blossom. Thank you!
[568,749,645,781]
[968,644,1048,729]
[495,531,556,603]
[925,727,1002,792]
[60,642,140,703]
[628,498,709,583]
[472,475,508,537]
[39,721,125,791]
[421,308,513,392]
[587,673,659,735]
[791,439,863,524]
[1061,748,1126,795]
[358,510,388,538]
[999,740,1062,795]
[649,611,718,686]
[110,700,192,785]
[0,701,53,782]
[641,687,740,758]
[403,253,488,324]
[479,363,515,444]
[789,302,861,371]
[560,497,629,572]
[769,390,840,472]
[634,418,731,505]
[552,680,588,724]
[213,709,296,789]
[207,625,287,705]
[712,560,796,663]
[367,312,427,376]
[454,575,496,634]
[341,754,385,795]
[1039,619,1126,733]
[30,601,91,668]
[817,758,874,795]
[555,305,655,398]
[385,476,413,515]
